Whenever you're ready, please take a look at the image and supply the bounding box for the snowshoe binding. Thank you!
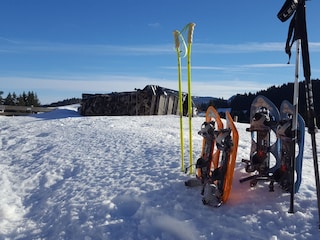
[240,95,280,190]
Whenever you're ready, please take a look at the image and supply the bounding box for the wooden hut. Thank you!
[79,85,197,116]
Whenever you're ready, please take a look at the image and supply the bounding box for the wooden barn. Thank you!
[79,85,197,116]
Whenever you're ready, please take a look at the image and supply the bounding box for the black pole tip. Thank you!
[288,209,294,214]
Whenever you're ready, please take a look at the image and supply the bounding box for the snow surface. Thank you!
[1,105,320,240]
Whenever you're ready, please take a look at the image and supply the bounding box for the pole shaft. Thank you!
[289,39,301,213]
[173,30,185,172]
[187,23,195,174]
[299,0,320,227]
[187,42,193,174]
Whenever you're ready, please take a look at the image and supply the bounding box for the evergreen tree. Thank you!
[26,91,40,106]
[4,93,15,105]
[12,92,18,105]
[17,91,27,106]
[0,91,3,104]
[3,91,41,106]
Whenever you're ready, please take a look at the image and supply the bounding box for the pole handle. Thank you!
[188,23,196,44]
[173,30,180,49]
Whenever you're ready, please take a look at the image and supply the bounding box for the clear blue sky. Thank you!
[1,0,320,104]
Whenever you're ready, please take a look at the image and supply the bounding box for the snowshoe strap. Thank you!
[216,129,232,151]
[277,120,293,139]
[198,121,215,138]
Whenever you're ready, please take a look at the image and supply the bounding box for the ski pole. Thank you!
[298,0,320,228]
[187,23,195,174]
[173,30,185,172]
[289,38,301,214]
[278,0,320,227]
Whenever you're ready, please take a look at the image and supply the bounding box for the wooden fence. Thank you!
[0,105,56,116]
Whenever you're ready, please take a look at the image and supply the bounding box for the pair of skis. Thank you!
[173,23,196,174]
[185,106,239,207]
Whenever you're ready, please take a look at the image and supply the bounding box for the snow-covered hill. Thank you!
[0,105,319,239]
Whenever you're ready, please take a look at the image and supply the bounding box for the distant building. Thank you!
[79,85,197,116]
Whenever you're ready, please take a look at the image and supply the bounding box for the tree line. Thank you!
[1,79,320,127]
[0,91,41,107]
[199,79,320,127]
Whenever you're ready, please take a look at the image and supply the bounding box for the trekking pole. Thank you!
[173,30,185,172]
[187,23,195,174]
[289,38,301,214]
[278,0,320,226]
[298,0,320,228]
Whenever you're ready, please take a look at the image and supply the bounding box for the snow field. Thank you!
[0,106,319,239]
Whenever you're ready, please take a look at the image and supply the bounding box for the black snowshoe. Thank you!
[240,96,280,191]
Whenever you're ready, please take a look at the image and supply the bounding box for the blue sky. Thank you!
[1,0,320,104]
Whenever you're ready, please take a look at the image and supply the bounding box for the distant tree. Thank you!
[17,91,27,106]
[198,98,228,111]
[198,102,208,112]
[228,79,320,127]
[4,93,15,105]
[0,91,3,104]
[12,92,18,105]
[3,91,41,106]
[211,98,228,109]
[26,91,40,106]
[45,97,80,107]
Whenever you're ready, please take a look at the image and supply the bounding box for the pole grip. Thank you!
[277,0,298,22]
[188,23,196,44]
[173,30,180,49]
